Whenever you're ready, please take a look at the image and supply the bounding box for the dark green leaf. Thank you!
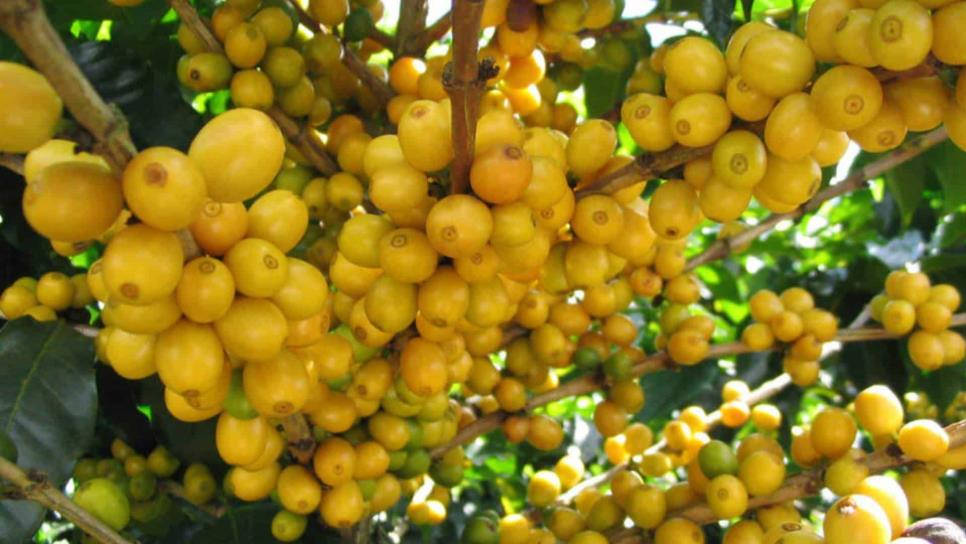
[189,503,275,544]
[882,155,926,226]
[0,319,96,541]
[638,363,718,422]
[702,0,736,47]
[583,67,625,119]
[925,141,966,213]
[917,365,966,412]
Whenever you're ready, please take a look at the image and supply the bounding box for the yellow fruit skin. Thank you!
[23,162,123,243]
[854,475,909,537]
[189,108,285,202]
[901,468,945,518]
[854,385,904,436]
[0,62,63,153]
[897,419,949,461]
[869,0,933,71]
[823,494,892,544]
[24,139,109,183]
[122,146,207,231]
[102,224,184,306]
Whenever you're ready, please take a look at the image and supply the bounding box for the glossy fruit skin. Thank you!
[122,146,207,231]
[214,297,288,362]
[24,139,109,184]
[854,385,904,436]
[0,62,62,153]
[216,412,269,466]
[189,108,285,202]
[102,224,184,306]
[398,100,453,172]
[190,200,249,256]
[898,419,949,461]
[810,65,884,132]
[869,0,933,71]
[72,478,130,531]
[655,517,705,544]
[224,238,289,298]
[246,190,309,253]
[23,162,123,243]
[740,30,815,98]
[854,475,909,536]
[155,319,224,397]
[810,407,857,459]
[176,257,235,323]
[901,468,946,517]
[669,93,732,148]
[823,494,892,544]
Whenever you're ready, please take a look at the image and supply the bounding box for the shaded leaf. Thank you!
[926,141,966,213]
[638,363,717,422]
[882,155,927,226]
[702,0,736,47]
[0,319,96,542]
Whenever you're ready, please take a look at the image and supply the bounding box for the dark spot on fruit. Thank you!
[144,163,167,186]
[880,16,903,42]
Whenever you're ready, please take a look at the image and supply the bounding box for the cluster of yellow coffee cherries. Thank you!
[741,287,840,386]
[622,0,966,244]
[0,271,93,323]
[870,269,965,370]
[3,0,966,540]
[502,377,965,544]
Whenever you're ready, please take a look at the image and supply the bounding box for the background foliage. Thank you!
[1,0,966,542]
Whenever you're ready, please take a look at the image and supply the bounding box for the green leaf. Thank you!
[0,319,96,541]
[637,363,717,422]
[702,0,736,47]
[189,503,275,544]
[583,67,625,119]
[917,364,966,413]
[882,155,927,226]
[925,141,966,213]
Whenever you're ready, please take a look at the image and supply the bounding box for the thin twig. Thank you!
[443,0,486,194]
[395,0,428,56]
[401,11,452,57]
[553,305,877,506]
[0,0,136,173]
[687,127,948,270]
[283,0,394,110]
[368,28,395,50]
[0,457,131,544]
[167,0,338,176]
[0,153,24,175]
[430,312,966,459]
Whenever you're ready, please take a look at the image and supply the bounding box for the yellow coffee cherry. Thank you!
[898,419,949,461]
[809,407,856,459]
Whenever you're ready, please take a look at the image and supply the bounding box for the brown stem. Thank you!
[444,0,486,194]
[0,0,136,173]
[0,153,25,175]
[400,12,452,57]
[368,28,395,50]
[282,0,394,111]
[0,457,131,544]
[396,0,428,55]
[281,414,316,465]
[157,481,226,517]
[167,0,338,176]
[430,312,966,459]
[686,127,948,270]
